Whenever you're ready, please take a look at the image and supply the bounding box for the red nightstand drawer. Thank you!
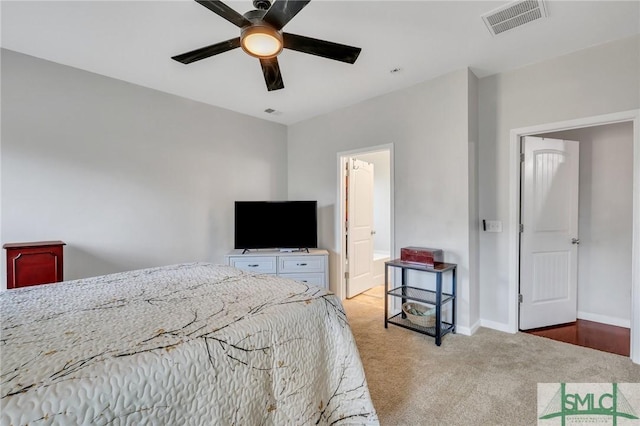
[3,241,65,289]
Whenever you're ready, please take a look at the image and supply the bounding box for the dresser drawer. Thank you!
[278,256,326,273]
[225,249,329,288]
[280,273,326,287]
[229,256,277,274]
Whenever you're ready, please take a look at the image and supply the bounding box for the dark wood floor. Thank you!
[524,319,630,357]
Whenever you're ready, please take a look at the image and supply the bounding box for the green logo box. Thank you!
[538,383,640,425]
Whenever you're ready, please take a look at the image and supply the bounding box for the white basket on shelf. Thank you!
[402,302,436,328]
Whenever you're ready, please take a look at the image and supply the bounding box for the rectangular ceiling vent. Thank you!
[482,0,548,36]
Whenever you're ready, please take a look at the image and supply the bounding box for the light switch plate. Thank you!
[485,220,502,232]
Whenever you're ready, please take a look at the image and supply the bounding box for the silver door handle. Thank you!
[571,238,580,245]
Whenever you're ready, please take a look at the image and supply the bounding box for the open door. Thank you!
[346,158,375,298]
[519,136,580,330]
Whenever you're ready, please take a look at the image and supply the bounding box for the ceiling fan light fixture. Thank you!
[173,0,362,91]
[241,25,283,58]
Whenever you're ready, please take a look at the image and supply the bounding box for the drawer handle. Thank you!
[297,263,308,266]
[248,264,259,267]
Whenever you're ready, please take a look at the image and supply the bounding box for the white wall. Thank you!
[287,69,479,333]
[538,122,633,327]
[468,69,480,329]
[1,49,288,285]
[478,35,640,327]
[355,151,390,254]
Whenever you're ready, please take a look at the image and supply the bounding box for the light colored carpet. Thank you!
[342,294,640,425]
[360,285,385,299]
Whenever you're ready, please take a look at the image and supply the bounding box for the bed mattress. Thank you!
[1,262,378,425]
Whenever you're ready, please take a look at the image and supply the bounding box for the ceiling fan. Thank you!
[172,0,362,91]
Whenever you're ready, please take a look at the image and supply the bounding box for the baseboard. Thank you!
[480,319,514,334]
[372,274,385,287]
[577,311,630,329]
[456,319,481,336]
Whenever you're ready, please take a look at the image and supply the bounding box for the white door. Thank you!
[346,158,375,298]
[519,136,580,330]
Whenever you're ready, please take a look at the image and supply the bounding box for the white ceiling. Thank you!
[2,1,639,125]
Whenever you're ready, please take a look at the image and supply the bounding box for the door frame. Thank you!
[345,158,375,298]
[507,109,640,364]
[336,144,395,301]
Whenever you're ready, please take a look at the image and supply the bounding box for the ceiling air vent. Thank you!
[482,0,548,36]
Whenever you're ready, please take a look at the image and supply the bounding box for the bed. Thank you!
[1,262,379,425]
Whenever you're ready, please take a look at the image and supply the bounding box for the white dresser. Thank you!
[225,249,329,288]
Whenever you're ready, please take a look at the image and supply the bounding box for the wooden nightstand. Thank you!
[3,241,66,289]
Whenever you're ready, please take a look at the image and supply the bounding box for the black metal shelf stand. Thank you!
[384,259,457,346]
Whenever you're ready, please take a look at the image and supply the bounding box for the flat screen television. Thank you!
[234,201,318,251]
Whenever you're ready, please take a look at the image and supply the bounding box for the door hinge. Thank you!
[344,272,349,279]
[519,294,523,303]
[520,153,525,162]
[519,224,524,233]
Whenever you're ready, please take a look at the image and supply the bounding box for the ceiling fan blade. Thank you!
[172,37,241,64]
[283,33,361,64]
[259,57,285,91]
[195,0,251,28]
[262,0,311,30]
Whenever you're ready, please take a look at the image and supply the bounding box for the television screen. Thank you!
[234,201,318,250]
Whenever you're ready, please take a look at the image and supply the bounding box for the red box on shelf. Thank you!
[400,247,443,266]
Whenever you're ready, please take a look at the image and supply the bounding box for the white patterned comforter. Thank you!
[0,262,378,425]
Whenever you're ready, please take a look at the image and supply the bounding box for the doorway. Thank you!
[520,123,634,354]
[337,145,393,301]
[508,109,640,364]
